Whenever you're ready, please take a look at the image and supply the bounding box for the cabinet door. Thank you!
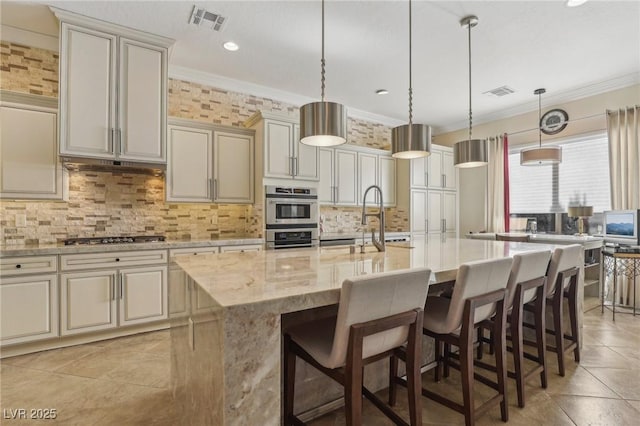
[442,152,456,190]
[443,192,457,234]
[294,124,320,181]
[0,105,63,200]
[59,24,116,159]
[410,156,428,188]
[214,131,254,203]
[335,149,358,205]
[358,153,378,206]
[264,120,293,178]
[168,263,189,317]
[219,244,262,252]
[410,190,428,234]
[427,150,443,189]
[427,191,443,233]
[61,270,118,335]
[166,126,212,202]
[379,156,396,207]
[0,274,58,345]
[318,148,334,204]
[118,38,166,163]
[120,266,168,326]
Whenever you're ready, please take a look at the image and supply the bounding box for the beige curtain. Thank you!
[487,134,506,232]
[607,106,640,209]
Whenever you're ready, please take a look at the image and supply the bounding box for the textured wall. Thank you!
[0,42,403,245]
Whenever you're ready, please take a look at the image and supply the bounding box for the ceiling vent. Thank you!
[188,6,227,31]
[483,86,515,97]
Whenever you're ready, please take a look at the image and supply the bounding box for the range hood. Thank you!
[60,156,165,176]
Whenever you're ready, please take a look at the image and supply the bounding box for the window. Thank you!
[509,132,611,213]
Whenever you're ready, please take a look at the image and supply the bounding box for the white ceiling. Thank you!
[2,0,639,133]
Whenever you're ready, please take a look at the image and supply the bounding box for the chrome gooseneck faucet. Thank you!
[361,185,385,252]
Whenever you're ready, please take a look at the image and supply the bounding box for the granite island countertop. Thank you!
[0,236,264,256]
[466,232,603,249]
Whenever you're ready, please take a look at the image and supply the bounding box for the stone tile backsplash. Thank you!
[0,42,404,245]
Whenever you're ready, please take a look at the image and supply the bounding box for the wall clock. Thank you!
[540,108,569,135]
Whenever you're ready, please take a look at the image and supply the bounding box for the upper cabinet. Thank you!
[166,120,254,204]
[409,145,456,191]
[53,8,173,164]
[246,112,319,181]
[0,92,67,200]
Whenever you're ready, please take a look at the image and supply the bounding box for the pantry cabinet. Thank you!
[54,8,172,164]
[166,120,254,204]
[0,92,66,200]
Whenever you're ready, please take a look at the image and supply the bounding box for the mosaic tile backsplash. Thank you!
[0,42,403,245]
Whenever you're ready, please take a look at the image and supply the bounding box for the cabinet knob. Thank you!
[15,264,21,269]
[115,258,120,262]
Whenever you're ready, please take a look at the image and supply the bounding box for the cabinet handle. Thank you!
[207,178,212,198]
[115,258,120,262]
[290,157,294,177]
[425,172,428,187]
[118,129,123,154]
[426,220,428,232]
[15,264,21,269]
[119,273,124,300]
[110,129,115,153]
[295,157,299,176]
[213,179,218,200]
[111,275,116,301]
[442,219,446,233]
[188,317,195,351]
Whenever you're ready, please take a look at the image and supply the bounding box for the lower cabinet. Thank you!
[0,274,59,345]
[60,265,168,335]
[410,189,457,236]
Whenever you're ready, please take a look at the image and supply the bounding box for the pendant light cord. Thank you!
[320,0,325,102]
[408,0,413,126]
[467,19,472,142]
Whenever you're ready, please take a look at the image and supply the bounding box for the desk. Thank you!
[171,237,562,425]
[601,249,640,320]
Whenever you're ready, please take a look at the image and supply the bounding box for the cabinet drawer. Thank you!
[219,244,262,253]
[0,256,58,277]
[61,250,167,271]
[169,247,220,258]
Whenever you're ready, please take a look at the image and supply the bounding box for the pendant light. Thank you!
[520,88,562,165]
[299,0,347,147]
[453,15,487,168]
[391,0,431,159]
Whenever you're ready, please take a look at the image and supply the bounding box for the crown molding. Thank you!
[168,65,404,128]
[436,72,640,134]
[0,25,59,52]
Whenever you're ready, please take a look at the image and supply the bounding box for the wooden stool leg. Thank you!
[494,304,509,422]
[345,337,364,425]
[388,354,398,406]
[553,291,566,377]
[443,343,451,378]
[406,321,423,426]
[434,338,443,382]
[535,294,548,389]
[460,325,475,426]
[477,327,484,360]
[283,334,296,426]
[511,306,525,408]
[567,281,581,363]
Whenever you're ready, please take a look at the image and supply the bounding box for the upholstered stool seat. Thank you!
[284,267,432,426]
[390,257,513,426]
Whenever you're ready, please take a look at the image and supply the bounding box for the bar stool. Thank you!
[477,250,551,408]
[390,257,513,426]
[532,244,583,377]
[283,267,431,426]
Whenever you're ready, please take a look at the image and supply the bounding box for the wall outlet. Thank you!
[15,214,26,227]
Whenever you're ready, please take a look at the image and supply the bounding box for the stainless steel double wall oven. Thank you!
[265,186,318,249]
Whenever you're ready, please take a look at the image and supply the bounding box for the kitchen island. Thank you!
[170,236,570,425]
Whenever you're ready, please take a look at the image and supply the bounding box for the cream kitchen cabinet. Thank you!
[54,8,172,164]
[219,244,262,252]
[409,145,456,191]
[60,250,168,335]
[166,120,255,204]
[358,152,378,205]
[246,111,319,181]
[0,92,66,200]
[378,156,397,207]
[410,190,428,235]
[169,247,220,317]
[320,148,358,206]
[426,190,457,235]
[0,255,59,346]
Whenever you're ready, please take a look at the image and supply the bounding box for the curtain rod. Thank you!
[506,112,605,137]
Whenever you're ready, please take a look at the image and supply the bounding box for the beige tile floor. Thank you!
[1,305,638,425]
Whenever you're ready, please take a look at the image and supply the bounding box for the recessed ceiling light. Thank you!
[223,41,239,51]
[376,89,389,95]
[566,0,588,7]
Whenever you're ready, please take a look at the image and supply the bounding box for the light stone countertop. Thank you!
[466,232,603,250]
[0,236,264,256]
[175,236,559,308]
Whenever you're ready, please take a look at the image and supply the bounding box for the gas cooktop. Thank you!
[63,235,166,245]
